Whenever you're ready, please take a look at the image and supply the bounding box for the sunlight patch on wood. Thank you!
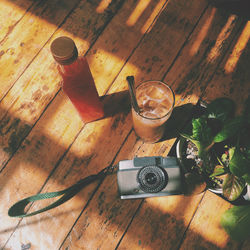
[189,216,231,247]
[174,92,199,108]
[136,140,172,157]
[87,48,139,94]
[0,0,24,42]
[190,8,216,56]
[0,32,90,124]
[126,0,151,27]
[224,21,250,74]
[6,191,84,250]
[145,194,203,225]
[207,15,238,64]
[96,0,112,13]
[0,163,39,243]
[183,191,233,249]
[146,196,185,213]
[36,91,82,153]
[141,0,167,34]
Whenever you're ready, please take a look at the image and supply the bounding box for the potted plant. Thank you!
[177,96,250,241]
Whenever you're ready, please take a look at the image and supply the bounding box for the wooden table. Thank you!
[0,0,249,249]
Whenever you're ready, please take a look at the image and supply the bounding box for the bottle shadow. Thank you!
[101,90,131,118]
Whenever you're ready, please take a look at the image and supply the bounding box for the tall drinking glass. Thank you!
[131,80,175,143]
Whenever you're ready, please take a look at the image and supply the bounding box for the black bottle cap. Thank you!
[50,36,78,65]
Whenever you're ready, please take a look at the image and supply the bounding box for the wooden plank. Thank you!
[1,0,170,248]
[164,4,244,107]
[0,0,83,169]
[202,21,250,110]
[0,0,125,170]
[0,0,127,247]
[0,0,81,101]
[179,192,239,249]
[0,0,35,42]
[81,0,168,95]
[58,0,212,249]
[3,110,133,249]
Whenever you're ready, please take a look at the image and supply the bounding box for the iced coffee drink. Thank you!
[132,80,175,143]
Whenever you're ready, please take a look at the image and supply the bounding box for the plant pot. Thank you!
[176,138,248,199]
[243,185,250,201]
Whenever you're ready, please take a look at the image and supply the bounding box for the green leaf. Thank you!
[222,173,245,201]
[206,98,235,122]
[221,205,250,242]
[180,117,213,156]
[210,165,227,177]
[213,117,242,143]
[229,147,250,177]
[228,147,235,161]
[192,117,214,154]
[192,117,211,141]
[180,133,193,141]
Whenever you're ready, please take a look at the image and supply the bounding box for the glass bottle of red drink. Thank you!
[50,36,104,123]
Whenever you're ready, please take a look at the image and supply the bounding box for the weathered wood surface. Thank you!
[0,0,249,249]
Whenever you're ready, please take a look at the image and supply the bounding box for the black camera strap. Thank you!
[8,164,118,218]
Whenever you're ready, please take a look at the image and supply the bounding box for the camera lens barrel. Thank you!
[137,166,168,193]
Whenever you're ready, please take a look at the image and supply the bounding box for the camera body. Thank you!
[117,156,184,199]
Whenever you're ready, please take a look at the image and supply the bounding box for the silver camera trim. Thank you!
[117,156,183,199]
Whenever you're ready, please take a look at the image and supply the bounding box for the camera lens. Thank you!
[145,173,157,185]
[137,166,168,193]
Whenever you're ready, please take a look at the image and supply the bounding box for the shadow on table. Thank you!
[102,90,130,118]
[0,194,235,250]
[207,0,250,19]
[0,97,238,249]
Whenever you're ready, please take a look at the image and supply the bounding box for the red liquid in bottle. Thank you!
[58,57,104,123]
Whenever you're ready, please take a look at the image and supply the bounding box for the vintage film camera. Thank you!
[117,156,184,199]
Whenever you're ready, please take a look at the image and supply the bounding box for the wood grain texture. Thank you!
[0,0,124,170]
[0,0,82,169]
[2,0,172,249]
[61,132,144,250]
[164,4,244,106]
[0,0,125,247]
[180,191,239,250]
[60,0,212,249]
[202,21,250,111]
[0,0,35,43]
[0,0,81,101]
[0,0,249,249]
